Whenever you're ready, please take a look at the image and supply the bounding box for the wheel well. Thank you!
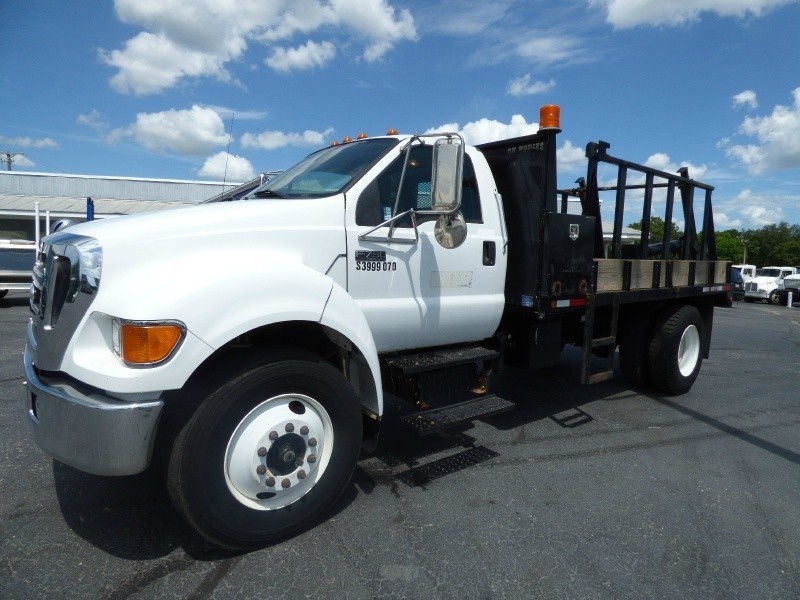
[154,321,379,467]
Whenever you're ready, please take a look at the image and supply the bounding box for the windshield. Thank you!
[249,137,399,199]
[759,268,782,277]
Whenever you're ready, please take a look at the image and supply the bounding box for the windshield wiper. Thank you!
[253,189,287,198]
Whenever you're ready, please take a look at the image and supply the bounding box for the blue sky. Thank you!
[2,0,800,230]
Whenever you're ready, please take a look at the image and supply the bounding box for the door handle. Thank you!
[483,241,496,266]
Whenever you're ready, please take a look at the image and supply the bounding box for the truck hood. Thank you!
[53,197,347,292]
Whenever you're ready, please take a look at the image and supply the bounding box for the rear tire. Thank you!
[647,305,704,395]
[167,352,362,550]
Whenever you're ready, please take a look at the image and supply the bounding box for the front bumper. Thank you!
[23,345,163,476]
[744,290,768,300]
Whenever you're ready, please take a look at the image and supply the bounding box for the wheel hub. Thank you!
[224,394,331,510]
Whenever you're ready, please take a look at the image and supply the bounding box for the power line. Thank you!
[1,150,24,171]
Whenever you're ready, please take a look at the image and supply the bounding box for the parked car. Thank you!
[776,274,800,306]
[727,268,745,306]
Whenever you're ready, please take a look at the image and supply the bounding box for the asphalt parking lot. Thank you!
[1,291,799,599]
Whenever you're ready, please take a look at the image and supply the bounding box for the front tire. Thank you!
[167,352,362,550]
[647,305,704,395]
[768,290,782,305]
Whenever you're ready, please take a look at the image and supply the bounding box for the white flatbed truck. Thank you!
[23,105,731,549]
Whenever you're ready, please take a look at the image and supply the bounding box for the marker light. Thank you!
[357,132,368,139]
[342,136,353,143]
[113,319,185,366]
[386,128,399,135]
[539,104,561,132]
[330,140,340,146]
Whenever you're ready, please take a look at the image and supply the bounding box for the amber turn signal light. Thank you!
[120,322,184,365]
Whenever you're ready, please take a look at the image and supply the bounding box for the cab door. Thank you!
[345,144,506,353]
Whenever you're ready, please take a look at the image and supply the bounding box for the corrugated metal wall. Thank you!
[0,172,241,203]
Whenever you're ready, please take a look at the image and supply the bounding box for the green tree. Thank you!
[626,216,681,243]
[715,229,744,263]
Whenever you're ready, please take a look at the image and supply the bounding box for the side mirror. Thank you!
[430,137,464,213]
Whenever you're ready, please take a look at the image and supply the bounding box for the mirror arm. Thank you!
[358,208,419,245]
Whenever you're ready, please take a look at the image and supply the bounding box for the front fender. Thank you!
[63,255,336,393]
[321,282,383,416]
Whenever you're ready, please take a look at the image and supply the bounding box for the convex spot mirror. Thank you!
[434,212,467,249]
[430,137,464,213]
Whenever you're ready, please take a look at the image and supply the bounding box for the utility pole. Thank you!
[2,150,23,171]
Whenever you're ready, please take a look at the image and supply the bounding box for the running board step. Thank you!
[386,346,499,375]
[400,394,515,435]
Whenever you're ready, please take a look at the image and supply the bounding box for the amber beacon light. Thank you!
[539,104,561,132]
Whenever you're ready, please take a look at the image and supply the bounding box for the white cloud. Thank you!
[733,90,758,110]
[201,105,268,121]
[591,0,797,28]
[515,36,586,66]
[557,140,586,173]
[0,135,59,149]
[724,87,800,174]
[507,75,557,97]
[111,105,229,155]
[102,0,417,94]
[100,31,235,95]
[733,189,785,226]
[712,211,743,230]
[76,109,111,133]
[10,155,35,168]
[645,152,708,180]
[266,40,336,72]
[417,1,513,35]
[198,152,255,181]
[426,114,539,145]
[241,127,335,150]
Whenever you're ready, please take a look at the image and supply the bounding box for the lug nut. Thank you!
[265,476,275,487]
[296,458,304,467]
[268,431,278,441]
[308,437,317,447]
[297,470,306,479]
[256,465,267,475]
[285,423,295,433]
[307,454,317,464]
[300,426,309,435]
[257,446,267,457]
[281,478,291,488]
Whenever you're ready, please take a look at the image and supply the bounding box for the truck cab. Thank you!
[744,266,797,304]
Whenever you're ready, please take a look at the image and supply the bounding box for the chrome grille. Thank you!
[27,233,102,371]
[745,281,758,292]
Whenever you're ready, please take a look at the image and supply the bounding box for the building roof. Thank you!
[0,170,241,203]
[0,170,247,219]
[0,194,188,218]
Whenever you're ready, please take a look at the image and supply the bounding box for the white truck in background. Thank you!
[732,263,756,283]
[744,266,797,304]
[23,105,731,550]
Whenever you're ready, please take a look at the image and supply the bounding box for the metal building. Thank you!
[0,171,245,241]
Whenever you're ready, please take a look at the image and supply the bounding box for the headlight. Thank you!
[61,237,102,303]
[112,318,186,367]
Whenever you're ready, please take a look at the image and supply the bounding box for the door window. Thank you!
[356,145,482,226]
